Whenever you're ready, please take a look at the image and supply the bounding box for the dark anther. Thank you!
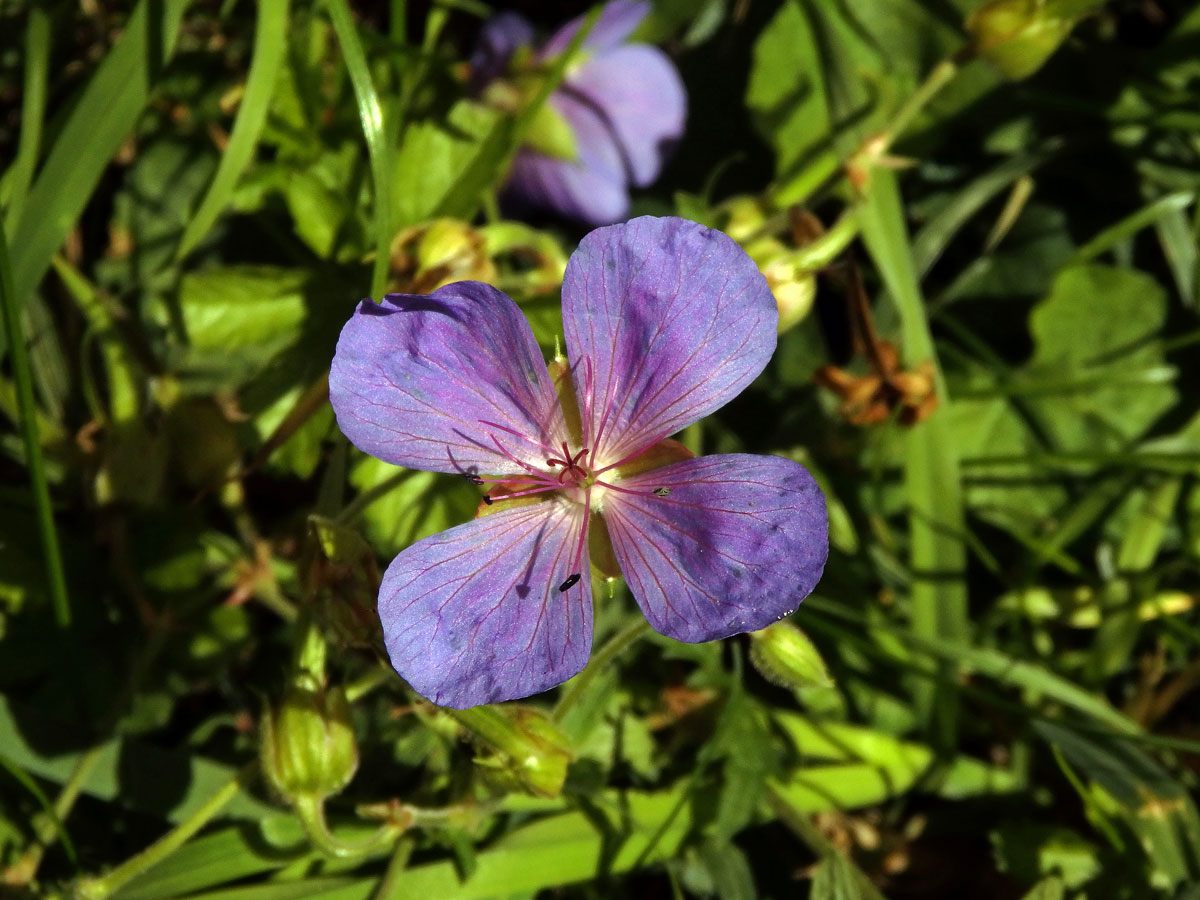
[558,573,581,592]
[482,495,493,505]
[464,474,484,485]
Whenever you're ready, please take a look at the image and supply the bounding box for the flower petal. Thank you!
[469,11,534,92]
[505,92,630,225]
[330,282,566,476]
[601,454,827,642]
[540,1,649,58]
[565,44,685,187]
[379,500,592,708]
[562,217,778,465]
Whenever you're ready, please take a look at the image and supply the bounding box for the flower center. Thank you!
[545,441,591,487]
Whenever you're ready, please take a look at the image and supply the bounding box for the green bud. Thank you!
[749,621,833,692]
[965,0,1099,81]
[762,258,816,333]
[261,683,358,803]
[451,705,572,798]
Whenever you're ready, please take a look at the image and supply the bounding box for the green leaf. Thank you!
[1027,264,1177,453]
[348,457,478,557]
[745,2,830,176]
[393,100,504,228]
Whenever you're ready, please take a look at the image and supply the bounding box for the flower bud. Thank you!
[390,219,497,293]
[749,621,833,692]
[965,0,1098,81]
[451,705,571,798]
[260,682,358,803]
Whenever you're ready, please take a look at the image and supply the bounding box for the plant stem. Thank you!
[554,618,650,720]
[74,765,253,900]
[0,223,70,626]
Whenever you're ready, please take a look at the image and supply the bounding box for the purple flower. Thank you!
[330,216,828,708]
[471,2,686,226]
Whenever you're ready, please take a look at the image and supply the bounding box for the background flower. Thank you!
[472,2,686,225]
[330,217,828,707]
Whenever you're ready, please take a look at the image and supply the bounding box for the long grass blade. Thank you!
[325,0,393,298]
[5,0,191,342]
[177,0,291,258]
[858,168,968,745]
[0,223,70,625]
[2,5,51,233]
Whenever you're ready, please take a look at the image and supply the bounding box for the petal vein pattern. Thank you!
[602,455,828,642]
[379,501,592,708]
[329,283,567,476]
[563,217,777,465]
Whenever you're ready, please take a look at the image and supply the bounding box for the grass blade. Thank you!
[6,0,192,339]
[858,169,968,744]
[177,0,291,258]
[2,5,51,233]
[325,0,392,297]
[0,221,69,626]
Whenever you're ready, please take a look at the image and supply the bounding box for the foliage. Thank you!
[1,1,1198,898]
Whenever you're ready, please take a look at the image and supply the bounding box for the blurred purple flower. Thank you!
[330,216,828,708]
[471,2,686,225]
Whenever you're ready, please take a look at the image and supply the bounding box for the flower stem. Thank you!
[554,617,650,720]
[74,764,253,900]
[792,209,860,273]
[292,794,403,859]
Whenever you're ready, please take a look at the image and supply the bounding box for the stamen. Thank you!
[489,434,542,476]
[463,474,484,485]
[558,573,581,593]
[478,419,555,456]
[593,443,667,477]
[593,477,658,497]
[482,495,493,505]
[485,484,561,502]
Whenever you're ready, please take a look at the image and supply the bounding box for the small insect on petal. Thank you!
[652,487,671,497]
[558,573,581,592]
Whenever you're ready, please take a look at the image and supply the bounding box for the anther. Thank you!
[482,495,493,505]
[464,474,484,485]
[558,573,581,592]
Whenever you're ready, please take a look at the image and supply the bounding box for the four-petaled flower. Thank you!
[330,216,828,708]
[471,1,686,226]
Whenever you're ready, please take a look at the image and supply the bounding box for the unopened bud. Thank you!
[452,705,571,798]
[261,683,358,803]
[762,258,816,333]
[965,0,1098,81]
[749,621,833,692]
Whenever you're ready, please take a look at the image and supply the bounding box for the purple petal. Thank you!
[562,217,778,465]
[540,1,649,58]
[505,92,630,225]
[564,44,685,187]
[330,282,567,477]
[469,12,535,92]
[379,501,592,708]
[601,455,828,642]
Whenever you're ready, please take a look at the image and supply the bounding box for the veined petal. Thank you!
[564,44,685,187]
[562,217,777,464]
[601,455,827,642]
[506,92,630,226]
[330,283,566,476]
[379,501,592,708]
[540,1,649,58]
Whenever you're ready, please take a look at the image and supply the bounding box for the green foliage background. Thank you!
[1,1,1199,898]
